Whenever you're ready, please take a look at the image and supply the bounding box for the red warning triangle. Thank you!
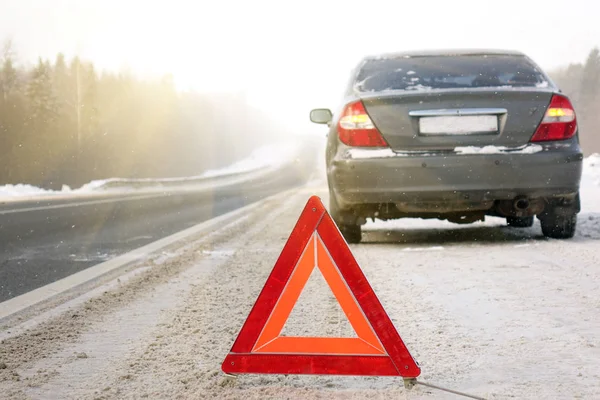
[222,196,420,377]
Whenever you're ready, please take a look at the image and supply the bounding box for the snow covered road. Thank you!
[1,173,600,399]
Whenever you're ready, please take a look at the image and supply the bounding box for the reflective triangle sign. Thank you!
[221,196,420,377]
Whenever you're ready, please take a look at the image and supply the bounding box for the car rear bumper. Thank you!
[329,143,583,209]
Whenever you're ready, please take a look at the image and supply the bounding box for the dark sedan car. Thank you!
[311,50,582,243]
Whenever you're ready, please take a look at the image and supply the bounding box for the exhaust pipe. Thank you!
[497,197,543,217]
[513,196,530,211]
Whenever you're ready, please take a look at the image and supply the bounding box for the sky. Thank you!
[1,0,599,134]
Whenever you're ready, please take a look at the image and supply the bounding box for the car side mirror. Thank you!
[310,109,333,125]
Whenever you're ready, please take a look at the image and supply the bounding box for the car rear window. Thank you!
[354,55,550,93]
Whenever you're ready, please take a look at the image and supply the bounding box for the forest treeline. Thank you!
[0,40,284,189]
[548,47,600,154]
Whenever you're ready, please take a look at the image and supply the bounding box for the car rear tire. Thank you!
[338,224,362,244]
[506,216,534,228]
[329,191,362,244]
[540,214,577,239]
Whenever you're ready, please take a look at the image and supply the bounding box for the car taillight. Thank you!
[530,94,577,142]
[338,101,388,147]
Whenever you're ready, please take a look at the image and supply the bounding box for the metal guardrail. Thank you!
[0,139,322,202]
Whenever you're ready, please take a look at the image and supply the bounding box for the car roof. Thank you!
[363,49,526,60]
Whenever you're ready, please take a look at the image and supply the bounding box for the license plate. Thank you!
[419,115,498,135]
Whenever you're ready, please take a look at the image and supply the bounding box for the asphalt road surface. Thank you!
[0,163,313,302]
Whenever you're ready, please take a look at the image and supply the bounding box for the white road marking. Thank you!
[0,193,165,215]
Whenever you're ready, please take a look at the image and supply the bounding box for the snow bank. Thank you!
[346,144,542,159]
[346,148,400,159]
[582,153,600,186]
[402,246,444,252]
[0,184,65,198]
[0,140,303,199]
[201,140,301,178]
[454,144,543,154]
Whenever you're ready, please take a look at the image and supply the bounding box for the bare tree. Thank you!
[0,38,18,101]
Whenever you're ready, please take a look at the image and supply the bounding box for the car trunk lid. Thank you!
[360,88,554,151]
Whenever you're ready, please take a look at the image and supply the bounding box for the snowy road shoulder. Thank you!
[1,182,599,399]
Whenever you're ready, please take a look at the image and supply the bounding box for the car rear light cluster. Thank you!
[530,94,577,142]
[338,101,388,147]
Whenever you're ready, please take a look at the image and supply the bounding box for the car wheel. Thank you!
[540,214,577,239]
[339,224,362,244]
[506,216,534,228]
[329,191,362,244]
